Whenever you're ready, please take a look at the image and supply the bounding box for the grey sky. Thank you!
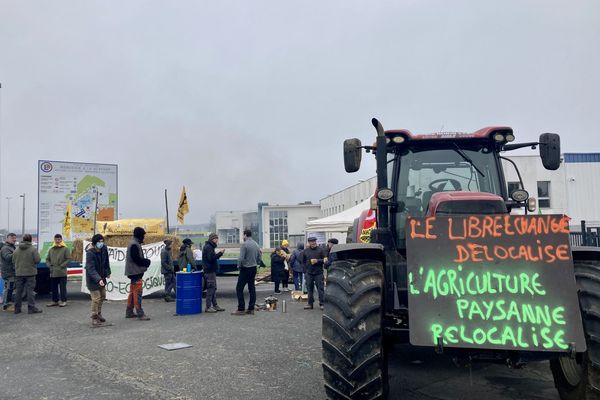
[1,0,599,229]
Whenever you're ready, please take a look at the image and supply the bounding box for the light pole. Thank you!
[5,196,11,232]
[19,193,25,238]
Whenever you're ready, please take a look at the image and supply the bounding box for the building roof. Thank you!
[563,153,600,163]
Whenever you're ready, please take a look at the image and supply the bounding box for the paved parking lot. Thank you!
[0,278,560,400]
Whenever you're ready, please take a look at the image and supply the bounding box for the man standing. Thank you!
[85,234,111,326]
[46,233,72,307]
[178,238,196,272]
[324,238,339,269]
[202,233,225,313]
[301,237,327,310]
[125,227,151,320]
[289,242,305,291]
[232,229,262,316]
[161,239,176,302]
[1,233,17,311]
[12,234,42,314]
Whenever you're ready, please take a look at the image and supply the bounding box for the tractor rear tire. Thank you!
[322,258,387,400]
[551,259,600,400]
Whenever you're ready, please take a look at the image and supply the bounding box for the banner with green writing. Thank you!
[406,214,586,353]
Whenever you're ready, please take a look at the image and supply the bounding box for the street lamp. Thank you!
[19,193,25,238]
[5,196,11,232]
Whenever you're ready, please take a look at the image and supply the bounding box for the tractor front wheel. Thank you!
[322,258,387,400]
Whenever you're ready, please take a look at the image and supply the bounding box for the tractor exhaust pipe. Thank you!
[372,118,390,230]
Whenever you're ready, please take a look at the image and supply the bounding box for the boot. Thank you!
[304,304,314,310]
[138,314,151,321]
[97,314,106,323]
[91,315,103,326]
[46,302,59,307]
[125,307,137,318]
[28,307,42,314]
[14,307,21,314]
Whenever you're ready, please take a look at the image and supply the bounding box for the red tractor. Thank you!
[323,119,600,399]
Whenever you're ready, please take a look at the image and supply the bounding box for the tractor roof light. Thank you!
[391,135,405,144]
[506,134,515,142]
[494,133,506,142]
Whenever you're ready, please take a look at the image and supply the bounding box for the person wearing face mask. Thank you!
[125,227,152,320]
[85,234,111,326]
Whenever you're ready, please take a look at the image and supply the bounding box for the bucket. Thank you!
[176,271,203,315]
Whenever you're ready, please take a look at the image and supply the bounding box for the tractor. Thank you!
[323,118,600,399]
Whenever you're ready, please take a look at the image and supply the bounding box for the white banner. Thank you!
[81,241,166,301]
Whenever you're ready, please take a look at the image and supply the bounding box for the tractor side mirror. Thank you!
[344,138,363,173]
[539,133,561,170]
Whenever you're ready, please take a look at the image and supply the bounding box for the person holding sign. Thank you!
[85,234,111,326]
[125,227,152,321]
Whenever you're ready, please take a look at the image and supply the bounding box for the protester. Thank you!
[270,246,286,294]
[178,238,196,272]
[85,234,111,326]
[324,238,339,269]
[280,240,291,292]
[301,237,327,310]
[125,227,152,320]
[289,242,305,291]
[161,239,176,302]
[45,233,72,307]
[232,229,262,315]
[12,234,42,314]
[202,233,225,313]
[1,233,17,311]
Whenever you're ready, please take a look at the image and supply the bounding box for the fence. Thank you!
[569,220,600,247]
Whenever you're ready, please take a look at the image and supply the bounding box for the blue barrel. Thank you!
[176,271,203,315]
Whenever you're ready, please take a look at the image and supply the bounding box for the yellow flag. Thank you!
[177,186,189,224]
[63,203,72,238]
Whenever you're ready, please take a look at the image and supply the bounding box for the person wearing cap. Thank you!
[85,233,111,326]
[202,233,225,313]
[161,239,175,302]
[12,234,42,314]
[324,238,339,269]
[280,239,291,292]
[178,238,196,272]
[45,233,72,307]
[124,227,152,320]
[301,237,327,310]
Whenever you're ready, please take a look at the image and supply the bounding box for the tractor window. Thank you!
[394,145,502,248]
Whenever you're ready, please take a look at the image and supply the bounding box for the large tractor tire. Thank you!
[551,259,600,400]
[322,258,387,400]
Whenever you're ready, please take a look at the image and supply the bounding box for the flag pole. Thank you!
[165,189,170,234]
[92,190,99,236]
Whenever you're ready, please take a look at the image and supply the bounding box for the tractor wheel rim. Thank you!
[559,357,583,387]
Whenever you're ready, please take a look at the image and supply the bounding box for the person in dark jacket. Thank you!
[324,238,339,269]
[46,233,72,307]
[289,242,305,291]
[178,238,196,272]
[280,240,291,292]
[1,233,17,311]
[12,234,42,314]
[124,227,151,320]
[85,234,111,326]
[270,247,286,294]
[202,233,225,313]
[300,237,327,310]
[161,239,175,302]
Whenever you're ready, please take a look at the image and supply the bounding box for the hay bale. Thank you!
[71,234,181,262]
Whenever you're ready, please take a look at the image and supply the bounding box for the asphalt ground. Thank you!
[0,278,561,400]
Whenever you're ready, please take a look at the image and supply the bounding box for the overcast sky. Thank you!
[1,0,599,230]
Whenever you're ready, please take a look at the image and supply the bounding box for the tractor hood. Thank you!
[426,191,508,216]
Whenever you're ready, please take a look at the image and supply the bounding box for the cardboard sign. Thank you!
[406,215,586,353]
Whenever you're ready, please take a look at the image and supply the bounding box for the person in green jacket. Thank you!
[12,234,42,314]
[46,233,72,307]
[178,238,196,272]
